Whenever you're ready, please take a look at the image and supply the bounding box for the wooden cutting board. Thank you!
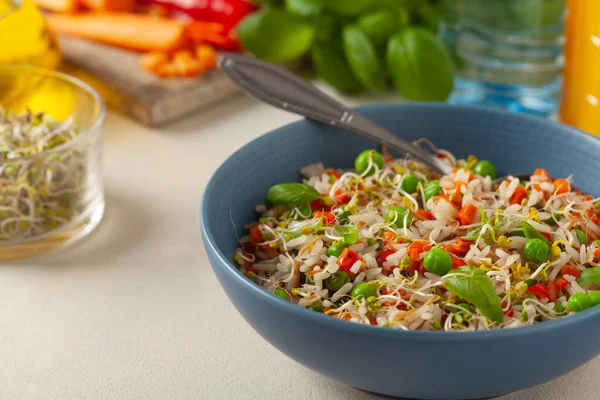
[58,36,240,127]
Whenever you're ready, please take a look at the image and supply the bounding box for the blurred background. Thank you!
[0,0,598,134]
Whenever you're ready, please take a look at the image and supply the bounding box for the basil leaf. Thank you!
[577,268,600,286]
[358,10,399,47]
[517,221,549,243]
[324,0,374,16]
[237,10,315,62]
[265,183,321,206]
[342,25,386,91]
[312,43,363,94]
[337,225,358,245]
[445,266,504,324]
[386,27,454,101]
[285,0,322,17]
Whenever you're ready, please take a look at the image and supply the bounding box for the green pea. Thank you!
[385,206,413,228]
[589,291,600,306]
[523,238,550,264]
[401,174,422,194]
[424,179,442,200]
[568,292,592,312]
[423,248,452,275]
[326,271,350,292]
[273,288,289,301]
[473,160,497,179]
[554,301,565,314]
[327,241,345,257]
[351,282,378,299]
[337,205,351,224]
[310,300,324,313]
[355,149,384,176]
[572,229,588,245]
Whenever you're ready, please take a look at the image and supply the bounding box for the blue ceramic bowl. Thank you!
[201,104,600,400]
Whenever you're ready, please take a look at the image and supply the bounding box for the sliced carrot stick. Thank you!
[46,13,187,52]
[81,0,134,11]
[35,0,80,12]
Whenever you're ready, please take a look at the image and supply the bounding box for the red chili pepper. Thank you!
[504,308,514,317]
[369,317,378,325]
[561,264,581,279]
[314,211,335,224]
[337,248,360,272]
[541,232,551,241]
[547,280,558,302]
[310,198,333,212]
[332,188,351,205]
[376,249,396,266]
[249,225,262,245]
[509,186,528,205]
[137,0,258,33]
[528,282,550,299]
[554,277,568,291]
[452,258,467,268]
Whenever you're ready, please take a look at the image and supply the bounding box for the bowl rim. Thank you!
[0,65,106,162]
[202,102,600,340]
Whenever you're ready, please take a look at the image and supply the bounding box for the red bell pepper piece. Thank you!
[527,282,550,299]
[337,248,360,273]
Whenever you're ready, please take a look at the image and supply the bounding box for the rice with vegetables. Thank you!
[234,144,600,331]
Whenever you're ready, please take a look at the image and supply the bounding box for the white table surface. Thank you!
[2,93,599,400]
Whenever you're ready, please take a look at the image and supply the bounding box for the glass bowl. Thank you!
[0,65,105,260]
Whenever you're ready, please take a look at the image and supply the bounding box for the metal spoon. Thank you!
[218,53,452,175]
[219,54,558,189]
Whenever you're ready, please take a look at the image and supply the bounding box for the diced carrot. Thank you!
[35,0,80,12]
[583,195,593,201]
[196,44,217,70]
[172,50,202,77]
[415,209,435,220]
[534,168,551,181]
[47,13,187,52]
[553,179,571,195]
[250,226,263,245]
[154,63,177,77]
[332,189,351,205]
[382,231,396,243]
[140,51,170,72]
[81,0,134,11]
[448,238,473,257]
[314,211,335,224]
[509,186,528,205]
[561,264,581,278]
[457,203,478,226]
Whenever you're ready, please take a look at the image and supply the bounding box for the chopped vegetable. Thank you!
[351,282,378,299]
[568,292,591,312]
[524,238,550,264]
[47,13,187,52]
[355,149,383,176]
[473,160,497,179]
[423,248,452,275]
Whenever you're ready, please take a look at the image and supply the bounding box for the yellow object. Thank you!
[0,0,61,69]
[560,0,600,136]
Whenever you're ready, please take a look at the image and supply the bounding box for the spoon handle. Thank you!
[219,54,452,175]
